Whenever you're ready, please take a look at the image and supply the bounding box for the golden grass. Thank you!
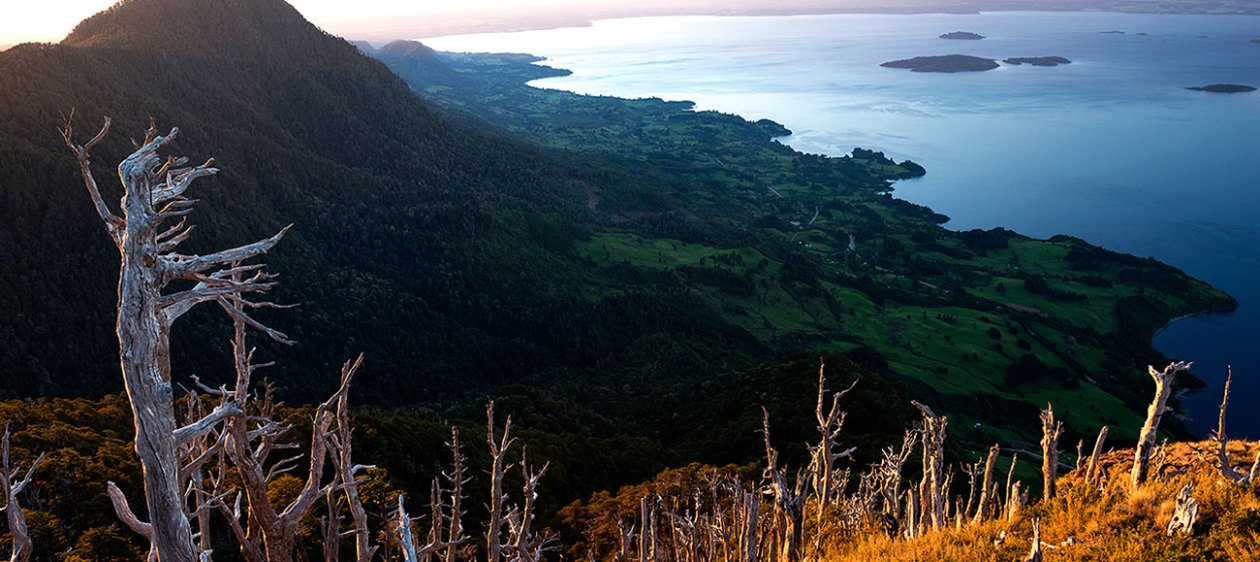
[823,441,1260,562]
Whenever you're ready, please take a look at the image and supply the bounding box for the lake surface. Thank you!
[426,12,1260,438]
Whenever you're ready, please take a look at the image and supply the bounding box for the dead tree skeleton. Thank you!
[1022,518,1043,562]
[807,362,857,521]
[971,444,1000,523]
[1038,405,1063,501]
[1132,362,1190,488]
[487,401,515,562]
[910,401,948,531]
[391,404,549,562]
[212,344,363,562]
[2,426,45,562]
[760,408,805,562]
[1083,426,1108,487]
[1208,367,1260,485]
[326,364,379,562]
[390,426,471,562]
[65,115,290,562]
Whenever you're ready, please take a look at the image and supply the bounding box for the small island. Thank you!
[940,31,984,40]
[1003,56,1072,67]
[1251,39,1260,44]
[881,54,998,73]
[1186,84,1256,93]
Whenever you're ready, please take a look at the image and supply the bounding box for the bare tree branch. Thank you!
[61,113,124,242]
[107,481,155,540]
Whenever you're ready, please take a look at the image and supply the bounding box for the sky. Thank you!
[0,0,620,46]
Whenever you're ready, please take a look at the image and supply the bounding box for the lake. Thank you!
[426,11,1260,438]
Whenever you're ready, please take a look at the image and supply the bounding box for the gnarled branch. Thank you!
[61,112,124,242]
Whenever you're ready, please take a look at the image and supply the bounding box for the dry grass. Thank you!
[823,441,1260,562]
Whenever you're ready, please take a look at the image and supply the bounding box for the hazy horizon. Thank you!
[7,0,1255,47]
[0,0,630,45]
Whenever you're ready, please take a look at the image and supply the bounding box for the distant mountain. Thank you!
[374,40,471,87]
[0,0,751,404]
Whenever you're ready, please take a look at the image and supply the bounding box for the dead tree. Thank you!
[443,427,470,562]
[1132,362,1190,488]
[487,401,516,562]
[2,426,45,562]
[807,361,857,522]
[760,408,805,562]
[971,444,1000,523]
[388,425,471,562]
[392,495,423,562]
[870,431,914,526]
[65,115,290,562]
[1207,367,1259,485]
[1038,405,1063,501]
[1004,454,1026,522]
[504,449,553,562]
[1022,518,1043,562]
[213,321,363,562]
[910,401,948,530]
[326,364,379,562]
[1084,426,1108,486]
[176,390,233,559]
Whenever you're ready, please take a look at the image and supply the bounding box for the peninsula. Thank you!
[881,54,999,73]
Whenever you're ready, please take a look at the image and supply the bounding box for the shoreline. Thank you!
[1153,303,1242,339]
[419,21,1250,436]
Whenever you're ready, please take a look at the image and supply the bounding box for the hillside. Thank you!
[372,47,1234,444]
[0,0,774,411]
[0,0,921,504]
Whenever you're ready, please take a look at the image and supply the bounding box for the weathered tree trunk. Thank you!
[910,401,947,530]
[2,426,45,562]
[809,361,857,519]
[1039,405,1063,501]
[1004,454,1025,522]
[65,116,289,562]
[1084,426,1108,486]
[443,427,469,562]
[972,444,999,523]
[486,401,516,562]
[760,408,804,562]
[328,372,378,562]
[1022,518,1042,562]
[507,449,553,562]
[393,495,422,562]
[1132,362,1190,488]
[1166,485,1198,535]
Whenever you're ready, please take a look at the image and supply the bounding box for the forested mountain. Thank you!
[0,0,766,408]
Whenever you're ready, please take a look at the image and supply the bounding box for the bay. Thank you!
[426,11,1260,437]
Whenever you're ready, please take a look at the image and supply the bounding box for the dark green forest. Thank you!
[0,0,1240,558]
